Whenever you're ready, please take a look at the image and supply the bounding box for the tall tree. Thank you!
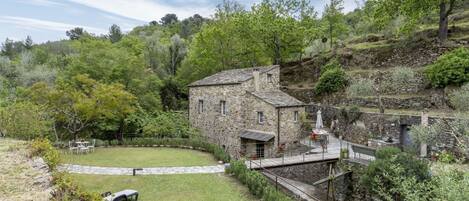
[108,24,123,43]
[0,38,14,59]
[167,34,186,76]
[66,27,86,40]
[24,36,33,50]
[370,0,463,41]
[160,13,179,25]
[322,0,347,50]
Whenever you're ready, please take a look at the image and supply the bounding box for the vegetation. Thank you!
[227,160,292,201]
[360,147,433,201]
[450,83,469,111]
[314,59,347,95]
[62,147,217,167]
[71,174,256,201]
[411,117,469,160]
[425,47,469,88]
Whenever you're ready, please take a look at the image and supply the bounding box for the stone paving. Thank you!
[58,164,226,175]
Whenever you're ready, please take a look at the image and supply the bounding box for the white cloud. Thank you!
[17,0,66,7]
[67,0,216,22]
[0,16,106,34]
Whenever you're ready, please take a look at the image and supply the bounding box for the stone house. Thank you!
[188,65,306,158]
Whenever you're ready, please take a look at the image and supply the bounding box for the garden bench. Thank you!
[351,144,376,161]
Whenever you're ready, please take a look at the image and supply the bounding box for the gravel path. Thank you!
[58,164,226,175]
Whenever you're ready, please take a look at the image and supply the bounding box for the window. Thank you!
[267,73,273,83]
[257,111,264,124]
[294,111,299,122]
[256,143,265,158]
[220,100,227,115]
[198,100,204,113]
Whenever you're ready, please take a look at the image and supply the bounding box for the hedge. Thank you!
[226,160,293,201]
[92,137,231,163]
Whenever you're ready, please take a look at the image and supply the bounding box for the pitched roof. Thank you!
[188,65,278,87]
[240,130,275,142]
[249,90,306,107]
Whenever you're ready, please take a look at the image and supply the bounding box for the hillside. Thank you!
[280,9,469,117]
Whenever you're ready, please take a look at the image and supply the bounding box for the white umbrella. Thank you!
[315,110,323,130]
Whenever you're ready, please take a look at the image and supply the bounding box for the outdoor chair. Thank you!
[78,144,90,154]
[87,139,96,152]
[69,141,79,154]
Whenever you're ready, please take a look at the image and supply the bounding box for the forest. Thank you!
[0,0,467,143]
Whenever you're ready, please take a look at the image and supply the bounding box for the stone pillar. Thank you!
[420,110,429,157]
[253,69,260,91]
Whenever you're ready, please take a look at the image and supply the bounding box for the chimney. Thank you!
[253,69,260,91]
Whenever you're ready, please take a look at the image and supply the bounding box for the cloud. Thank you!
[17,0,66,7]
[0,16,106,34]
[67,0,216,22]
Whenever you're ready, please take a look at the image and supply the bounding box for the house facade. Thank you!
[188,65,306,158]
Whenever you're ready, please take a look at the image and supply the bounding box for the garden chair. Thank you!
[87,139,96,152]
[78,144,90,154]
[69,141,79,154]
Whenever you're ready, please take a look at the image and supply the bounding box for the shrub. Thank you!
[450,83,469,111]
[320,58,341,75]
[375,146,401,159]
[119,138,231,162]
[425,47,469,88]
[314,68,347,95]
[437,150,456,163]
[51,172,102,201]
[227,160,292,201]
[142,112,196,138]
[30,138,60,170]
[361,148,431,200]
[346,79,374,97]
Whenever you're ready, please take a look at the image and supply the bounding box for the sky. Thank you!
[0,0,360,43]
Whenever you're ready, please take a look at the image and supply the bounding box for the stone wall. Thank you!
[189,84,249,157]
[189,65,305,158]
[306,104,455,146]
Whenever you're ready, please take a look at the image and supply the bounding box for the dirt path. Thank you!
[0,139,53,201]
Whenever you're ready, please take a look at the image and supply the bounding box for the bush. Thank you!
[425,47,469,88]
[450,83,469,111]
[227,160,292,201]
[30,138,61,170]
[437,150,456,163]
[114,138,231,162]
[51,172,102,201]
[361,148,431,200]
[346,79,374,97]
[320,58,341,75]
[142,112,196,138]
[375,146,401,159]
[314,68,347,95]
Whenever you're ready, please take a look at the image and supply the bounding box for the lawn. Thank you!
[71,173,257,201]
[62,147,218,167]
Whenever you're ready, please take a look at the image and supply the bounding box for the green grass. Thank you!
[61,147,218,167]
[71,173,257,201]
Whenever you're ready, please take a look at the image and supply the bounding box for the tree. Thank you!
[66,27,86,40]
[0,38,14,59]
[108,24,123,43]
[180,14,208,39]
[167,34,186,76]
[160,13,179,25]
[24,36,33,50]
[370,0,463,41]
[252,0,313,64]
[28,75,137,141]
[322,0,347,50]
[0,101,52,140]
[159,78,187,111]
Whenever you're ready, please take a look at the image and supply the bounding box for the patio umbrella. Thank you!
[315,110,323,130]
